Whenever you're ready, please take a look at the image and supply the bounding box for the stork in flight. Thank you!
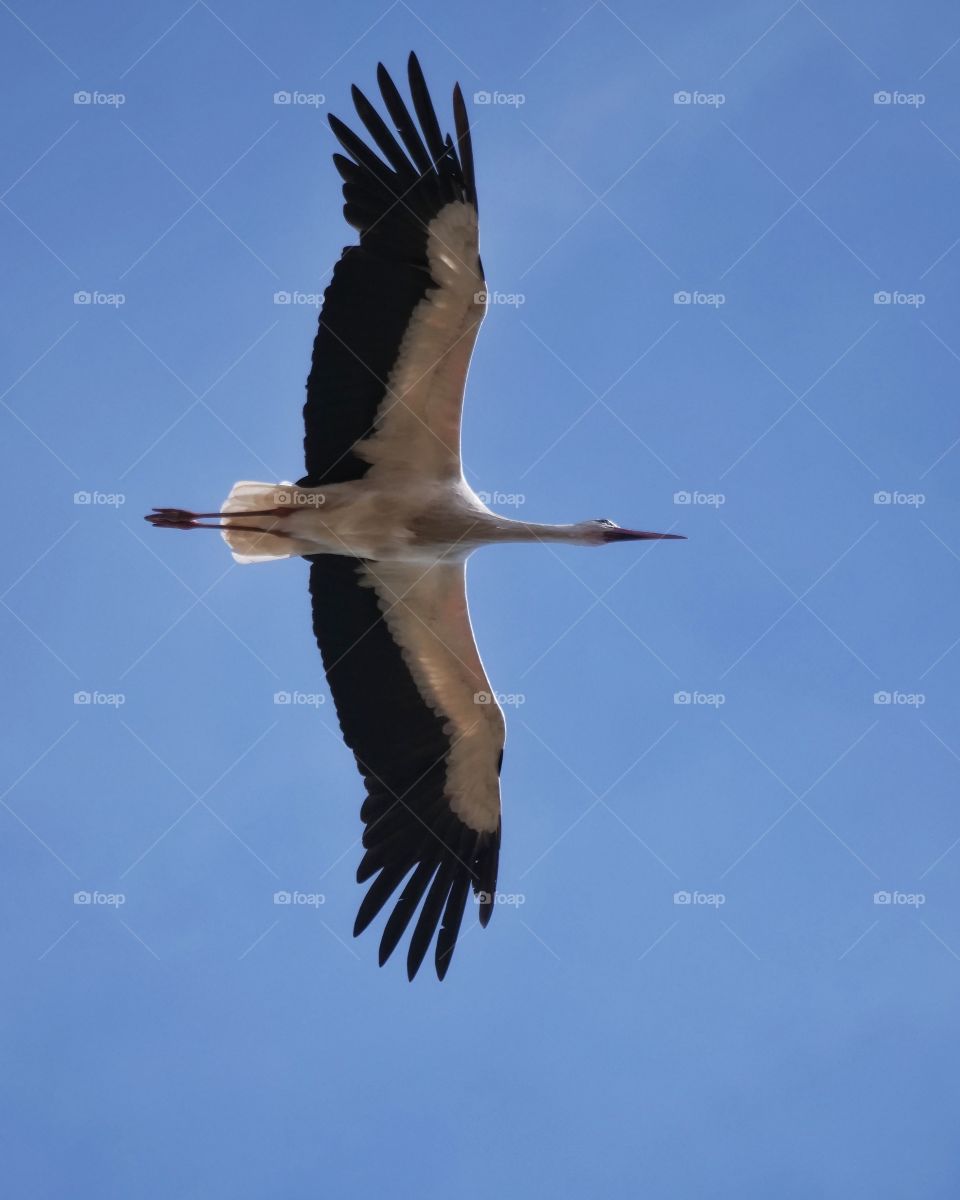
[147,53,683,980]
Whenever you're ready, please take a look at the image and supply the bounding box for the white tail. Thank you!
[220,481,317,564]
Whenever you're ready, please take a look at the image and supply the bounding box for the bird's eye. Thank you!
[595,517,616,527]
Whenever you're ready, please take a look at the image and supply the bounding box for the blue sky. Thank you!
[2,0,960,1195]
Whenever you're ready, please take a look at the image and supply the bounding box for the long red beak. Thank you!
[603,528,686,542]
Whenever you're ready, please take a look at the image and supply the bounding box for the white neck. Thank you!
[478,517,598,546]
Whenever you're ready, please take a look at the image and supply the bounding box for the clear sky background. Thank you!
[2,1,959,1196]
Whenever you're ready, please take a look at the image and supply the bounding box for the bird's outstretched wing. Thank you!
[300,52,484,488]
[307,554,503,979]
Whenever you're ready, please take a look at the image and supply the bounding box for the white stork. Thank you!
[147,53,684,980]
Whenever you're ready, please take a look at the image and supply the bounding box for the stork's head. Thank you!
[584,518,686,545]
